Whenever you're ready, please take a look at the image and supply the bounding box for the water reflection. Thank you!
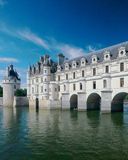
[111,112,124,126]
[0,107,128,159]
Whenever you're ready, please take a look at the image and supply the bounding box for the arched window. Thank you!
[80,83,82,90]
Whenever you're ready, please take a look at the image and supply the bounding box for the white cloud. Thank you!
[0,0,7,7]
[85,44,102,53]
[0,22,102,60]
[55,43,86,59]
[0,23,50,50]
[86,45,96,52]
[17,28,49,50]
[0,57,18,63]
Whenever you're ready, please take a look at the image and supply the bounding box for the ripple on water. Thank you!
[0,108,128,160]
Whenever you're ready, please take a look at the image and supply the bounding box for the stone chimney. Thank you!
[58,53,65,65]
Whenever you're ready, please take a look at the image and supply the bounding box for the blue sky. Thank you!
[0,0,128,87]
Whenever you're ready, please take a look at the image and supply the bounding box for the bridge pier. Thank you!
[101,90,112,113]
[61,93,70,109]
[78,92,86,111]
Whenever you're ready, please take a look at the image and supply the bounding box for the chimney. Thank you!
[58,53,65,65]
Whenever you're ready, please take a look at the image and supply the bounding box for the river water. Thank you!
[0,107,128,160]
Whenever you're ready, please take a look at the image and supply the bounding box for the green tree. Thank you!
[125,95,128,100]
[15,88,27,97]
[0,86,3,97]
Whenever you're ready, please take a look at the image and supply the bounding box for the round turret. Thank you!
[3,65,21,107]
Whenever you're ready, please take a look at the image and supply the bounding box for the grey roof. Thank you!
[62,41,128,68]
[7,65,20,81]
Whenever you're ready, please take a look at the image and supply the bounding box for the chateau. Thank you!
[27,41,128,112]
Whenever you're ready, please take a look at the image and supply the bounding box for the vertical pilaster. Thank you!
[78,92,86,111]
[61,93,70,109]
[101,90,112,113]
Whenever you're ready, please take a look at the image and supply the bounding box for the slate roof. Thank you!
[8,65,20,80]
[62,41,128,68]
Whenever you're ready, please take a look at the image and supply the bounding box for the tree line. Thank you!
[0,86,27,97]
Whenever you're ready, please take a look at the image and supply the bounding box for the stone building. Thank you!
[3,65,21,107]
[27,41,128,112]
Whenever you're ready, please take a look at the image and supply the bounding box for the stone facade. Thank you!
[0,97,3,106]
[13,97,29,107]
[27,41,128,112]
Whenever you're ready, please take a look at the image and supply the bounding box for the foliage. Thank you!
[15,89,27,97]
[125,95,128,100]
[0,86,3,97]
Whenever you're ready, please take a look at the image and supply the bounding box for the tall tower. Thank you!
[3,65,21,107]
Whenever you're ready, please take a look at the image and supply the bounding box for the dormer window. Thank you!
[57,65,61,72]
[65,63,69,70]
[92,55,97,63]
[81,58,86,66]
[118,47,126,57]
[104,51,110,61]
[72,61,76,68]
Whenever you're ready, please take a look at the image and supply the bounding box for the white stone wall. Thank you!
[28,45,128,112]
[3,79,20,107]
[0,97,3,106]
[13,97,29,107]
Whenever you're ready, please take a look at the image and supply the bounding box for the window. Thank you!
[32,87,34,93]
[120,78,124,87]
[80,83,82,90]
[44,70,47,73]
[45,89,47,92]
[120,63,124,72]
[36,85,39,93]
[41,86,43,92]
[73,72,75,79]
[103,80,107,88]
[73,84,76,91]
[119,47,126,57]
[14,85,16,89]
[32,79,34,84]
[93,81,96,89]
[58,75,60,81]
[55,88,57,92]
[120,51,124,55]
[64,85,66,91]
[105,66,109,73]
[106,55,109,58]
[36,78,38,83]
[58,85,60,92]
[66,74,68,80]
[93,68,96,76]
[82,70,84,77]
[41,77,43,82]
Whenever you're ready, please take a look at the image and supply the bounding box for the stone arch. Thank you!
[70,94,78,110]
[111,92,128,112]
[87,93,101,110]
